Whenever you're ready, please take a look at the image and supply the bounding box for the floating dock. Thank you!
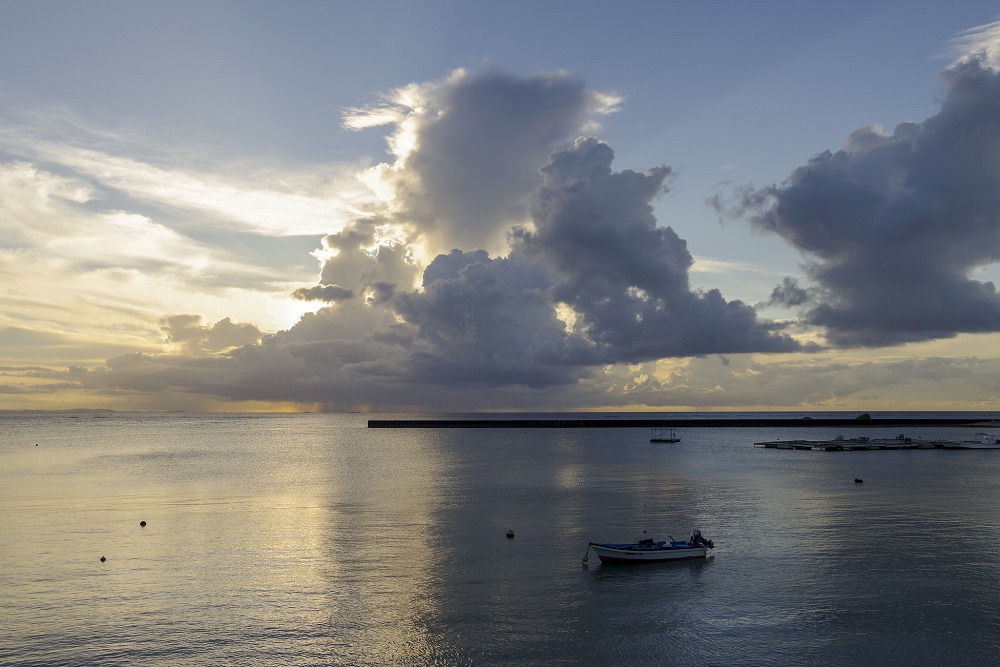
[755,431,1000,451]
[753,435,934,451]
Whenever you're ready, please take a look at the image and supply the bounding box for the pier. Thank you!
[367,417,997,429]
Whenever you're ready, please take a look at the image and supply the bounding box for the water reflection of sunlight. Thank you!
[317,427,453,664]
[555,463,585,491]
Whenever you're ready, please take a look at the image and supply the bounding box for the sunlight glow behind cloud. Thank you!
[4,8,1000,412]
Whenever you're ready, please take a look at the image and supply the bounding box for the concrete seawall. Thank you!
[368,417,996,429]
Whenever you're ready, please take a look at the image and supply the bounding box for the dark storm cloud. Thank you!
[736,58,1000,347]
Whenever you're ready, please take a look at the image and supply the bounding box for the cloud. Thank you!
[387,249,591,388]
[292,284,354,302]
[0,108,362,369]
[160,315,265,356]
[766,276,811,308]
[945,18,1000,68]
[0,104,371,238]
[588,352,1000,411]
[730,58,1000,348]
[516,137,802,361]
[345,68,621,257]
[72,69,805,408]
[0,159,302,356]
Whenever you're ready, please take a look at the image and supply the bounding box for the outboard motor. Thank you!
[690,529,715,549]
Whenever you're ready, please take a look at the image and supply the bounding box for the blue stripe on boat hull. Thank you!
[595,553,705,564]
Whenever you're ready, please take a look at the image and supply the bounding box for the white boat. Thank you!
[585,530,714,564]
[649,428,680,443]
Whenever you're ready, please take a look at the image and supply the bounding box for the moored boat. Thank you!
[586,530,714,564]
[649,428,680,443]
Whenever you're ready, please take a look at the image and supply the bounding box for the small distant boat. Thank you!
[650,428,680,443]
[586,530,714,564]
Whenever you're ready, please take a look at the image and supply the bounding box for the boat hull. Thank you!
[588,542,707,564]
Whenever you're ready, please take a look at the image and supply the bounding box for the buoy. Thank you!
[506,529,515,538]
[100,556,106,562]
[140,520,146,527]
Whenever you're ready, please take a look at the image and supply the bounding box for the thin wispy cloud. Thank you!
[946,18,1000,67]
[23,147,368,238]
[0,140,323,377]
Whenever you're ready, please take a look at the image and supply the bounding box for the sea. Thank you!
[2,411,1000,666]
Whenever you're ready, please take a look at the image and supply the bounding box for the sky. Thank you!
[2,1,1000,413]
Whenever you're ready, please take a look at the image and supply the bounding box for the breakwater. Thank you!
[367,417,997,429]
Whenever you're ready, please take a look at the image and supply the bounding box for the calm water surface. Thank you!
[2,413,1000,665]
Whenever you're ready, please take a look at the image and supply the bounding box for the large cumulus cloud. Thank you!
[79,69,803,409]
[736,58,1000,347]
[346,69,621,258]
[519,137,801,360]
